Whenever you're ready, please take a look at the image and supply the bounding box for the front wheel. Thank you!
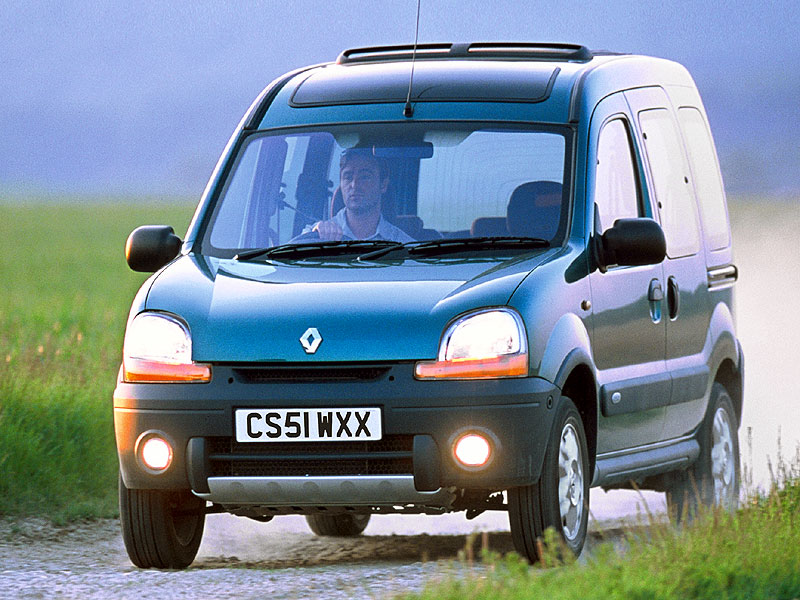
[305,513,371,536]
[119,474,206,569]
[666,383,740,523]
[508,397,589,562]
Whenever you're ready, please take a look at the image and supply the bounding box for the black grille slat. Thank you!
[211,458,413,477]
[233,366,391,383]
[210,451,412,462]
[207,435,414,477]
[211,437,413,455]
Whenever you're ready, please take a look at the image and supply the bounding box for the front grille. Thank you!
[232,365,391,383]
[207,435,414,477]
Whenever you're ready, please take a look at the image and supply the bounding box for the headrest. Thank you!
[506,181,563,238]
[330,187,344,218]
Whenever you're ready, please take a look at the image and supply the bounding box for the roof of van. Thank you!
[250,42,695,128]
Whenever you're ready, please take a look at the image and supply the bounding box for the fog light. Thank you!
[141,437,173,471]
[454,433,492,467]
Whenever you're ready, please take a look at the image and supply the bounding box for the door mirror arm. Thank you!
[590,203,609,273]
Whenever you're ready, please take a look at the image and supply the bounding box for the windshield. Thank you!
[199,123,571,258]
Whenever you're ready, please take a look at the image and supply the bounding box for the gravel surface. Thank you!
[0,517,483,600]
[0,490,664,599]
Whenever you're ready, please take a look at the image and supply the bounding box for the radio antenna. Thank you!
[403,0,422,118]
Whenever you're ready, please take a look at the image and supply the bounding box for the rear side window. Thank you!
[594,118,641,232]
[677,107,730,251]
[639,109,701,258]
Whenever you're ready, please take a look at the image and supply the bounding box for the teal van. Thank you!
[115,43,743,568]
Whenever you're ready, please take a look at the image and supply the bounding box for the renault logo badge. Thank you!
[299,327,323,354]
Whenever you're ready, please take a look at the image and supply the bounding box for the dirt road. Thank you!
[0,490,658,599]
[0,517,502,600]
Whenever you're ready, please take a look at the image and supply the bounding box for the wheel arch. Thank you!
[704,302,744,428]
[536,313,598,479]
[713,341,744,429]
[557,356,598,481]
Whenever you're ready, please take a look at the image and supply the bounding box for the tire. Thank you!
[119,474,206,569]
[666,383,740,524]
[508,397,590,562]
[305,513,371,536]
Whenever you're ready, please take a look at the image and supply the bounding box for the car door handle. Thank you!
[667,276,680,320]
[647,279,663,323]
[648,279,663,302]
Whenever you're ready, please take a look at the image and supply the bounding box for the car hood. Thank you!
[143,251,553,362]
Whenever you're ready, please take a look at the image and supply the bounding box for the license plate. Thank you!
[235,408,382,442]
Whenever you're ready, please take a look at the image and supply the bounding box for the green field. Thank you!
[0,201,195,520]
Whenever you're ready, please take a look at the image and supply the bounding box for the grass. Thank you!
[396,457,800,600]
[0,200,195,520]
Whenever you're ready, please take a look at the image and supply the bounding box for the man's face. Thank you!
[340,154,388,216]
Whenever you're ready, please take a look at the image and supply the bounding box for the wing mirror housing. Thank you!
[595,218,666,272]
[125,225,182,272]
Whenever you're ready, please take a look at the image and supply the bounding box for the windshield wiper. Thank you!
[358,236,549,261]
[357,241,416,261]
[411,236,549,255]
[235,240,402,261]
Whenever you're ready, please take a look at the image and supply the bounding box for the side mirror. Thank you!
[125,225,182,272]
[596,218,666,270]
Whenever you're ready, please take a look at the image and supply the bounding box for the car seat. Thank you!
[329,187,344,219]
[470,217,508,237]
[506,181,563,239]
[392,215,442,241]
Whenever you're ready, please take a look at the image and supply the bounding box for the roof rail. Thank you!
[337,42,593,65]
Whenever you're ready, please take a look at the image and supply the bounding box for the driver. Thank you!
[310,148,414,243]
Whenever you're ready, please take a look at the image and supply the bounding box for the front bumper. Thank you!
[114,363,559,504]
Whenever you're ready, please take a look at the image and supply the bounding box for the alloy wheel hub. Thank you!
[559,423,583,540]
[711,407,736,505]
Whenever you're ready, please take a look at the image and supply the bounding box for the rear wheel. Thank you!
[119,474,206,569]
[666,383,740,523]
[305,513,371,536]
[508,397,589,562]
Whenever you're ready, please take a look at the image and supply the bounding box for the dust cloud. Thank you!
[731,199,800,486]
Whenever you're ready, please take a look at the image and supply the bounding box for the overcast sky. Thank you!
[2,0,799,198]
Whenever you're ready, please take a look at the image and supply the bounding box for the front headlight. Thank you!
[122,313,211,383]
[414,309,528,380]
